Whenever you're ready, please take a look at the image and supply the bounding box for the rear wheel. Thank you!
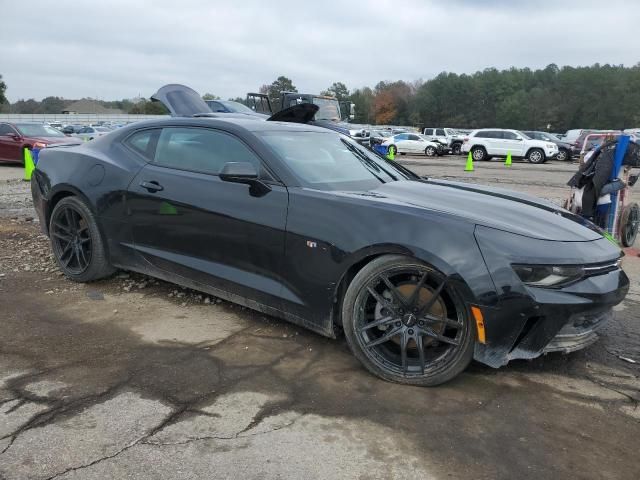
[342,255,475,386]
[451,143,462,155]
[620,203,639,247]
[49,196,115,282]
[527,148,545,164]
[471,146,487,161]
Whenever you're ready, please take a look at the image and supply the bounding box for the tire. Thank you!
[471,146,487,161]
[620,203,639,247]
[527,148,545,164]
[424,145,437,157]
[342,255,475,386]
[556,148,569,162]
[49,196,115,282]
[451,143,462,155]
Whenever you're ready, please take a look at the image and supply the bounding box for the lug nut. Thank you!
[408,329,414,335]
[418,320,425,326]
[395,321,401,327]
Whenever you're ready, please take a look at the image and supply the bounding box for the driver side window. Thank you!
[153,127,269,178]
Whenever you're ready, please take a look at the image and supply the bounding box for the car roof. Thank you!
[123,116,331,134]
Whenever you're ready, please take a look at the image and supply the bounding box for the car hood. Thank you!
[151,84,213,117]
[267,104,319,123]
[336,179,603,242]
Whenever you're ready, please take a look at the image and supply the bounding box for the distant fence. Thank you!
[0,113,169,123]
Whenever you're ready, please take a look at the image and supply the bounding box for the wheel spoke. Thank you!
[380,274,408,308]
[77,244,89,268]
[424,328,460,346]
[53,220,72,234]
[421,313,462,329]
[64,208,76,231]
[61,246,75,268]
[407,272,428,307]
[366,286,399,315]
[52,231,72,242]
[365,326,401,348]
[415,334,426,375]
[400,330,409,374]
[358,316,395,333]
[417,278,446,316]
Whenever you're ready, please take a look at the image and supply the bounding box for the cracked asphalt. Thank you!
[1,158,639,480]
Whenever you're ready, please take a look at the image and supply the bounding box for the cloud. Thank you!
[0,0,637,101]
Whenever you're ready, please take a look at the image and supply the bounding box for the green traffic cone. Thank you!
[387,145,395,161]
[505,151,512,167]
[464,151,474,172]
[23,148,35,182]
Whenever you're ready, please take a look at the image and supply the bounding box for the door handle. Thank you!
[140,180,164,192]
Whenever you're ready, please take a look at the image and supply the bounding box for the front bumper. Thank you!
[472,226,629,367]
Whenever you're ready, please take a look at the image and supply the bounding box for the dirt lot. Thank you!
[1,159,639,480]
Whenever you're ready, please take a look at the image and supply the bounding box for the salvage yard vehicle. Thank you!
[422,127,465,155]
[205,99,269,118]
[0,122,81,164]
[246,90,370,145]
[462,128,558,164]
[523,131,573,161]
[382,133,443,156]
[31,91,629,386]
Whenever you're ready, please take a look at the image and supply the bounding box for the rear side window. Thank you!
[153,127,264,176]
[435,128,445,136]
[124,129,161,160]
[408,134,421,141]
[0,124,15,135]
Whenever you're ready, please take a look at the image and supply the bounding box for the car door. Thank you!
[406,134,423,153]
[125,126,290,310]
[0,123,21,162]
[393,134,410,153]
[434,128,447,144]
[502,130,525,156]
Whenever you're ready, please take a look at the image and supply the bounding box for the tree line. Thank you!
[2,63,639,131]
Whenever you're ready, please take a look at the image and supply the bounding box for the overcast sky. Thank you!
[1,0,638,102]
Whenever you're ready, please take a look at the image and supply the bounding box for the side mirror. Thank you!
[219,162,258,182]
[349,103,356,120]
[219,162,271,196]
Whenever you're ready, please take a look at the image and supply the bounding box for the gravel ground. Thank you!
[1,161,639,480]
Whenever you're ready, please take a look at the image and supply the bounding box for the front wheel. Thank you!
[556,148,569,162]
[471,146,487,161]
[451,143,462,155]
[425,146,437,157]
[49,196,115,282]
[527,148,546,164]
[342,255,475,386]
[620,203,639,247]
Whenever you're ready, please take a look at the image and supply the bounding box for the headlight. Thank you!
[33,142,47,149]
[512,264,584,287]
[546,143,556,149]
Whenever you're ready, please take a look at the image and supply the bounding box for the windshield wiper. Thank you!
[340,139,399,182]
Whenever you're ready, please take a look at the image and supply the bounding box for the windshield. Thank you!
[94,127,110,132]
[220,100,256,114]
[259,131,414,191]
[15,124,65,137]
[517,131,531,139]
[312,97,341,121]
[542,132,560,141]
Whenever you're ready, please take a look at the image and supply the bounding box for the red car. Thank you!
[0,122,81,164]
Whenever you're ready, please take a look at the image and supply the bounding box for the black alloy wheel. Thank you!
[49,196,114,282]
[343,256,474,386]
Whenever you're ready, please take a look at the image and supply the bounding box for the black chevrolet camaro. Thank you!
[30,87,629,386]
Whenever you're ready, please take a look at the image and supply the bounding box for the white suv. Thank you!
[461,129,558,164]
